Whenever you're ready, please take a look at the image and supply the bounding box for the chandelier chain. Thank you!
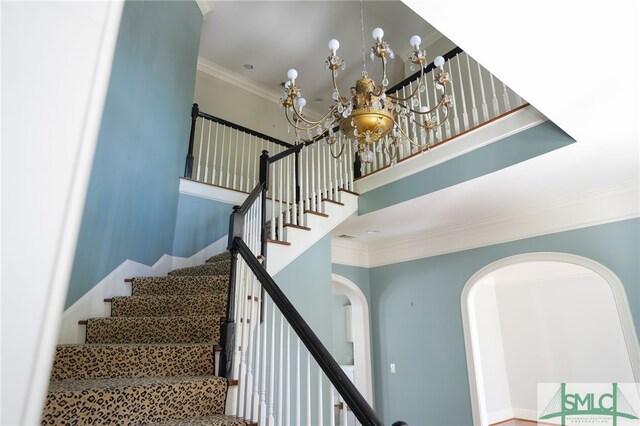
[360,0,367,76]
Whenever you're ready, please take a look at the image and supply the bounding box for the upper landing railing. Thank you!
[183,46,527,191]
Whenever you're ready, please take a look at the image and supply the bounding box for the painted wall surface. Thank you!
[473,278,512,421]
[369,218,640,426]
[2,2,123,423]
[358,121,575,215]
[274,235,334,349]
[495,270,635,416]
[66,1,202,308]
[332,264,373,305]
[172,193,233,257]
[332,295,354,365]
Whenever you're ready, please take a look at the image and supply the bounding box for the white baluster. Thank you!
[326,142,334,200]
[304,146,310,212]
[259,297,268,426]
[502,79,511,112]
[285,325,291,426]
[267,302,276,426]
[447,59,461,135]
[212,123,220,185]
[252,290,262,423]
[277,314,284,426]
[195,119,204,181]
[306,352,311,426]
[225,128,233,188]
[285,155,291,225]
[278,160,283,240]
[464,52,479,127]
[341,401,348,426]
[233,128,240,189]
[204,120,212,183]
[329,385,336,426]
[316,144,323,211]
[317,367,323,426]
[476,60,489,122]
[310,145,316,212]
[295,337,301,426]
[292,151,298,226]
[455,55,470,131]
[218,126,226,186]
[240,132,246,192]
[270,160,276,240]
[347,139,354,191]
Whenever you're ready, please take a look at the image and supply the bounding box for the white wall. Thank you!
[492,262,636,420]
[473,277,513,423]
[1,2,123,423]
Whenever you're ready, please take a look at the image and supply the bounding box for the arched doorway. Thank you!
[461,252,640,425]
[332,273,374,406]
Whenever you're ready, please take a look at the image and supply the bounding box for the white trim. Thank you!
[331,238,370,268]
[57,235,228,344]
[486,408,514,425]
[332,274,374,407]
[179,177,247,205]
[197,56,282,105]
[336,181,639,268]
[460,252,640,426]
[354,105,546,194]
[195,0,214,20]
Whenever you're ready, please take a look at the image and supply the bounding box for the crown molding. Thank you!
[332,238,370,268]
[197,56,282,104]
[334,181,640,268]
[195,0,214,20]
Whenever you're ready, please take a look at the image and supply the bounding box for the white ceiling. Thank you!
[199,1,639,248]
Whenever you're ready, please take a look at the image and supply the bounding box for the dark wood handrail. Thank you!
[386,46,463,94]
[268,142,304,164]
[233,237,385,426]
[197,109,293,149]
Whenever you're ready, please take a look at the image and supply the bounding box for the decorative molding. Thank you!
[179,177,247,205]
[195,0,214,21]
[331,238,370,268]
[354,105,546,194]
[461,253,640,425]
[334,181,639,268]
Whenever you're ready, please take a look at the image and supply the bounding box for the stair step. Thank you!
[42,375,228,425]
[50,343,219,380]
[148,414,248,425]
[111,294,226,317]
[85,316,220,344]
[206,250,231,264]
[132,275,228,296]
[169,260,231,277]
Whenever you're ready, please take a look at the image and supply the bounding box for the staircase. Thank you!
[42,252,253,425]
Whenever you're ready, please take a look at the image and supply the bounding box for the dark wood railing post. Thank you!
[353,151,362,179]
[184,103,199,178]
[294,149,301,203]
[258,150,269,324]
[219,205,242,379]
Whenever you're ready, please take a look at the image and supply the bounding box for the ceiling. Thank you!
[198,1,639,250]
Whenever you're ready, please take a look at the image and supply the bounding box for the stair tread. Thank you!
[148,414,247,426]
[48,374,226,392]
[111,293,226,317]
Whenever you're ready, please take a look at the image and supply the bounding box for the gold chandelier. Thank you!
[280,4,453,164]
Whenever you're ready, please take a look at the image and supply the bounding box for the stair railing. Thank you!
[219,145,390,425]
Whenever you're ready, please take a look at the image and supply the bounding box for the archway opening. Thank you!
[462,253,640,425]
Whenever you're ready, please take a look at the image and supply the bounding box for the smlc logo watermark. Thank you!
[538,383,640,425]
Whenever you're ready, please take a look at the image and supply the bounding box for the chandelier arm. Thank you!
[330,70,349,106]
[291,104,339,127]
[394,118,432,149]
[406,93,446,116]
[381,56,388,89]
[433,106,451,127]
[293,126,318,145]
[386,66,425,102]
[328,139,345,159]
[383,139,398,160]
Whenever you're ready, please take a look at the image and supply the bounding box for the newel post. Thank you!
[353,151,362,179]
[184,103,199,178]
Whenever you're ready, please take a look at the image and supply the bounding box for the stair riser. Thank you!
[168,261,230,277]
[51,344,216,380]
[132,275,229,296]
[86,317,220,344]
[42,378,227,425]
[111,294,226,317]
[205,251,230,263]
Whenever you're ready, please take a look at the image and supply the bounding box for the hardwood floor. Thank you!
[491,419,539,426]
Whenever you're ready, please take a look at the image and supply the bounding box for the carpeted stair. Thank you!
[42,251,250,425]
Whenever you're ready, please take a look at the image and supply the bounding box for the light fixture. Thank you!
[280,1,452,164]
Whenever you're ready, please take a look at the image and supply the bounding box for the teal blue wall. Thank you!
[359,122,574,214]
[66,1,202,308]
[172,193,233,257]
[368,219,640,425]
[274,235,334,348]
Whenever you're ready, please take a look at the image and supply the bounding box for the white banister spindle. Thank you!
[310,146,316,212]
[240,132,246,192]
[226,129,233,188]
[322,142,328,200]
[455,55,469,131]
[259,297,268,426]
[277,314,284,426]
[317,367,323,426]
[285,325,291,426]
[489,71,500,117]
[447,59,461,135]
[270,161,276,240]
[195,119,204,181]
[306,352,311,426]
[476,60,489,122]
[341,402,348,426]
[285,155,291,225]
[204,120,212,183]
[464,52,479,126]
[233,129,240,189]
[277,160,283,240]
[329,386,336,426]
[252,294,262,423]
[502,80,511,112]
[316,144,323,210]
[267,297,276,426]
[218,126,226,186]
[210,122,219,184]
[295,337,301,426]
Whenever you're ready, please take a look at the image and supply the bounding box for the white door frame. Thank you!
[460,252,640,426]
[332,273,374,406]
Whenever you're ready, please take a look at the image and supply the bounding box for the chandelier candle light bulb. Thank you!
[279,6,453,164]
